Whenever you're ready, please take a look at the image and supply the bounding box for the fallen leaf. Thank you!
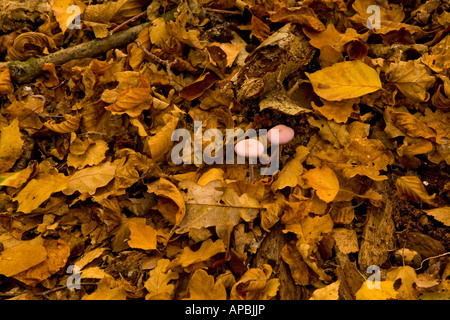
[423,207,450,226]
[82,276,127,300]
[63,161,117,196]
[127,221,158,250]
[145,259,179,300]
[303,166,339,203]
[0,118,24,173]
[309,280,340,300]
[396,175,436,205]
[306,60,382,101]
[0,240,47,277]
[0,66,13,94]
[184,269,227,300]
[355,280,398,300]
[332,228,359,254]
[230,264,279,300]
[271,7,325,31]
[14,173,69,213]
[176,238,226,268]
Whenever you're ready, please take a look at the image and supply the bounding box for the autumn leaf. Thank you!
[303,166,339,203]
[230,264,279,300]
[175,238,226,268]
[309,280,340,300]
[303,24,366,52]
[82,276,127,300]
[67,134,109,169]
[52,0,86,34]
[145,259,179,300]
[43,114,82,133]
[13,173,70,213]
[423,207,450,226]
[127,221,158,251]
[0,66,13,94]
[147,177,186,228]
[306,60,382,101]
[184,269,227,300]
[355,280,398,300]
[13,239,71,286]
[0,118,24,173]
[0,240,47,277]
[396,175,436,205]
[271,146,309,192]
[270,7,325,31]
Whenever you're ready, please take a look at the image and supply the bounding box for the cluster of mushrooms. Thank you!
[234,124,294,182]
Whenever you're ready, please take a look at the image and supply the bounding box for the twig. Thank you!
[415,252,450,271]
[134,40,183,92]
[204,8,243,15]
[35,282,99,300]
[186,202,264,210]
[109,11,147,35]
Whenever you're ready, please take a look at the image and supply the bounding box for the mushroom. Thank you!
[235,139,264,182]
[267,124,294,160]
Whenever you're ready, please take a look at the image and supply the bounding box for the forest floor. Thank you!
[0,0,449,300]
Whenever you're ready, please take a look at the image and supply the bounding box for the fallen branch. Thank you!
[1,22,151,84]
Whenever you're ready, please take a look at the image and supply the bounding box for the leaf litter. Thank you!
[0,0,449,300]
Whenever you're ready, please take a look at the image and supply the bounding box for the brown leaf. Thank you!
[179,73,218,101]
[395,175,436,205]
[270,7,325,31]
[44,114,82,133]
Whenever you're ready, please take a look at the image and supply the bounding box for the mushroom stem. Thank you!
[249,163,254,183]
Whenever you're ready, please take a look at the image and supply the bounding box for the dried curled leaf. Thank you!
[6,32,57,61]
[0,66,13,94]
[396,175,436,205]
[44,114,82,133]
[388,109,437,142]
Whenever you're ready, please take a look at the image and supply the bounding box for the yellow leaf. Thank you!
[309,280,341,300]
[147,178,186,227]
[146,109,181,161]
[52,0,86,34]
[44,114,82,133]
[82,276,127,300]
[127,221,157,250]
[230,264,278,300]
[386,266,418,300]
[303,24,365,52]
[197,168,225,186]
[184,269,227,300]
[306,60,382,101]
[63,161,117,196]
[385,60,435,102]
[13,173,69,213]
[311,98,359,124]
[0,66,13,94]
[303,166,339,203]
[177,238,226,268]
[0,118,24,173]
[105,74,151,117]
[388,108,437,141]
[423,207,450,226]
[13,239,71,287]
[144,259,179,300]
[355,280,398,300]
[0,241,47,277]
[396,175,436,205]
[271,146,309,192]
[67,134,109,169]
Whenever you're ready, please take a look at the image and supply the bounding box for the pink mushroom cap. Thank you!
[267,124,294,145]
[235,139,264,158]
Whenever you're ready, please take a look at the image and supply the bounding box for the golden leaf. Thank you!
[306,60,382,101]
[303,24,366,52]
[184,269,227,300]
[270,7,325,31]
[395,175,436,205]
[63,161,117,196]
[82,276,127,300]
[197,168,225,186]
[13,173,70,213]
[230,264,279,300]
[355,281,398,300]
[67,135,109,169]
[0,66,13,94]
[13,239,71,287]
[144,259,179,300]
[52,0,87,33]
[105,74,151,117]
[127,221,158,250]
[423,207,450,226]
[309,280,341,300]
[0,240,47,277]
[147,178,186,227]
[44,114,82,133]
[271,146,309,192]
[385,60,436,102]
[303,166,340,203]
[6,32,57,61]
[0,118,24,173]
[176,238,226,268]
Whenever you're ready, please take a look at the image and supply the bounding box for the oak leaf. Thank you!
[184,269,227,300]
[82,276,127,300]
[230,264,279,300]
[306,60,382,101]
[144,259,179,300]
